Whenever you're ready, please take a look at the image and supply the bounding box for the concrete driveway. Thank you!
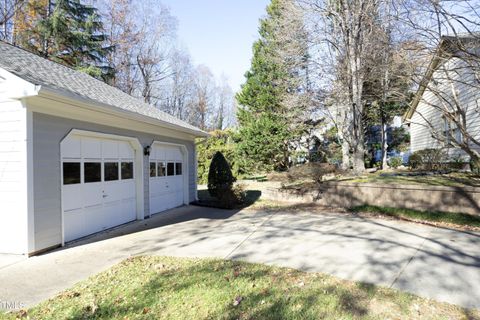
[0,205,479,310]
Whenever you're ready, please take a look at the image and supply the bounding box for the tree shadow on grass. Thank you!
[55,257,480,320]
[62,258,385,320]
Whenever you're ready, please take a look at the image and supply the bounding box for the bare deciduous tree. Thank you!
[305,0,383,172]
[0,0,23,42]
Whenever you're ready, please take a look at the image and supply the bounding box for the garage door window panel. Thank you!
[175,162,182,175]
[63,162,81,185]
[167,162,175,176]
[158,162,166,177]
[104,162,119,181]
[150,162,156,177]
[84,162,102,183]
[121,162,134,180]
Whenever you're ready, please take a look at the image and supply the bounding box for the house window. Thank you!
[158,162,166,177]
[121,162,134,180]
[176,162,182,175]
[63,162,81,185]
[443,114,463,146]
[104,162,119,181]
[150,162,156,177]
[167,162,175,176]
[84,162,101,183]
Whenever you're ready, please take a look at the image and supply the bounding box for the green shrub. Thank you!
[388,157,403,169]
[450,156,466,170]
[286,162,337,183]
[408,152,422,169]
[208,151,236,199]
[408,149,446,171]
[471,158,480,176]
[197,130,241,184]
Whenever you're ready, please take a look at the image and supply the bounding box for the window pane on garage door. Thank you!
[167,162,175,176]
[63,162,81,185]
[121,162,134,180]
[84,162,101,183]
[104,162,119,181]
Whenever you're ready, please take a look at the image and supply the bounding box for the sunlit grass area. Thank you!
[350,205,480,229]
[3,256,478,320]
[346,171,480,187]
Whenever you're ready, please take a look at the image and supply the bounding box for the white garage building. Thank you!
[0,41,208,256]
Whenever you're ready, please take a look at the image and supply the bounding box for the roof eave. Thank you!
[37,85,209,138]
[403,35,479,121]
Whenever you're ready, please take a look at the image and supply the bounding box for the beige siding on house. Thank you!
[410,57,480,159]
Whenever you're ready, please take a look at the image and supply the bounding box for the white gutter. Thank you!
[8,80,207,138]
[38,85,209,138]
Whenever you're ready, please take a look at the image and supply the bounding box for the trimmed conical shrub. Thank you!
[208,151,236,198]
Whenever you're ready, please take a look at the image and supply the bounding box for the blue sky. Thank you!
[161,0,270,92]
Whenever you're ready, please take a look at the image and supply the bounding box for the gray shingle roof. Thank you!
[0,41,206,136]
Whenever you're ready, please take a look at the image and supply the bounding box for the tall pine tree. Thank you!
[14,0,112,80]
[236,0,310,173]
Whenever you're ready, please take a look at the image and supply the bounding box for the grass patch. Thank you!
[347,171,480,187]
[350,205,480,229]
[2,256,477,320]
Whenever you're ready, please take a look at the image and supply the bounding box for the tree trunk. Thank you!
[352,143,365,174]
[3,0,7,40]
[349,49,365,173]
[380,110,389,169]
[341,139,350,170]
[43,0,52,57]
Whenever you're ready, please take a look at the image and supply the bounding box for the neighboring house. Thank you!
[0,42,208,256]
[365,116,410,164]
[404,35,480,162]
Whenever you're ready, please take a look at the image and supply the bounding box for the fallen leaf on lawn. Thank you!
[225,276,230,282]
[114,297,124,304]
[233,296,243,306]
[154,264,165,270]
[16,309,27,318]
[143,307,150,314]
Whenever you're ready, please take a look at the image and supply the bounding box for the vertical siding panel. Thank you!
[0,98,28,254]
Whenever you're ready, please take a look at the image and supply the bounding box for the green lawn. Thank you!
[345,171,480,187]
[3,256,478,319]
[350,205,480,229]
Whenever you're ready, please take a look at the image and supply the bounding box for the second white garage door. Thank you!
[149,143,185,215]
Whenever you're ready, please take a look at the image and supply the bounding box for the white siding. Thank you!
[0,98,28,254]
[410,57,480,159]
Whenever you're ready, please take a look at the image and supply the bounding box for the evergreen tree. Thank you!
[236,0,310,173]
[15,0,112,80]
[207,151,236,198]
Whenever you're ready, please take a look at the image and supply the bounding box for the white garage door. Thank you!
[149,144,185,215]
[61,135,137,242]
